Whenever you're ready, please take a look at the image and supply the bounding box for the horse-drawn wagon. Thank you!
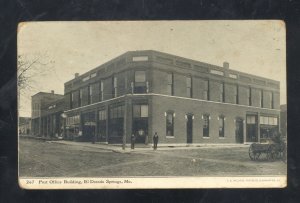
[248,136,286,161]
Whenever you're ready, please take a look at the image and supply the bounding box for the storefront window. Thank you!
[98,110,107,142]
[109,105,125,143]
[260,116,279,139]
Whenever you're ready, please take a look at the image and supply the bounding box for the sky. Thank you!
[18,21,286,117]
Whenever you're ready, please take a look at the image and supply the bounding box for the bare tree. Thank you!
[17,53,55,93]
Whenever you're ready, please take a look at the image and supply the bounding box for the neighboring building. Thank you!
[280,104,287,138]
[31,91,64,137]
[19,117,31,135]
[40,97,65,138]
[63,50,281,144]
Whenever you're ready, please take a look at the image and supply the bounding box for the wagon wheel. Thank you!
[267,145,276,161]
[249,144,259,161]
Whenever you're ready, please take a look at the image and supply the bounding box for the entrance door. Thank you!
[235,119,244,143]
[186,114,193,144]
[132,118,148,144]
[246,115,258,142]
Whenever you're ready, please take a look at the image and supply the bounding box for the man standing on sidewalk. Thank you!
[131,133,136,149]
[153,132,159,150]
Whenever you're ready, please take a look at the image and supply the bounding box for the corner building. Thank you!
[63,50,280,144]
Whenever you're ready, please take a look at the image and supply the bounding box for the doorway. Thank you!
[186,114,193,144]
[235,119,244,143]
[246,115,258,142]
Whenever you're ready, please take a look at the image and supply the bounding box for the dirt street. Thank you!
[19,138,286,177]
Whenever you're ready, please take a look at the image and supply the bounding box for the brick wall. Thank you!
[150,95,279,144]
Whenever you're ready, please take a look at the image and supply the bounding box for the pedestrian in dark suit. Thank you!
[153,132,159,150]
[131,133,136,149]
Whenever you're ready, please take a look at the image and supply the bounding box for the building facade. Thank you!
[31,91,64,137]
[62,50,280,144]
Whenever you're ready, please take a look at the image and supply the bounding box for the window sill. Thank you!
[166,136,175,138]
[202,137,210,139]
[219,137,226,139]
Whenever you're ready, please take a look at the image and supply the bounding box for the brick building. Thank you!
[63,50,280,144]
[31,91,64,137]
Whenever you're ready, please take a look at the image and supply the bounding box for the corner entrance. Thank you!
[132,104,149,144]
[186,114,193,144]
[235,119,244,143]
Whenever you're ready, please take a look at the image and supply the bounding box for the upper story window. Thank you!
[247,87,252,106]
[113,76,118,98]
[79,89,83,107]
[167,73,174,96]
[134,71,146,93]
[70,93,74,109]
[260,90,263,108]
[186,76,192,98]
[89,85,93,104]
[270,92,274,109]
[100,81,104,101]
[234,85,238,104]
[203,80,209,100]
[219,83,225,102]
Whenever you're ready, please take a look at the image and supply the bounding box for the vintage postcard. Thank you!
[18,20,286,189]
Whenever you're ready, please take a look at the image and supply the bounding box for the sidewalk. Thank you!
[47,140,249,153]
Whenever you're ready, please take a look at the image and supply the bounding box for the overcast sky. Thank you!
[18,21,286,117]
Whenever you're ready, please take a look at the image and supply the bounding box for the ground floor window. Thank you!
[66,115,80,140]
[260,116,279,139]
[218,116,225,137]
[166,111,174,137]
[98,109,107,142]
[203,114,210,137]
[109,105,124,143]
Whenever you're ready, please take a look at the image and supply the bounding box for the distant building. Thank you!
[280,104,287,138]
[19,117,31,135]
[62,50,281,144]
[31,91,64,137]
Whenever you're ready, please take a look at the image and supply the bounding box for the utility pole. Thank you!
[122,95,127,150]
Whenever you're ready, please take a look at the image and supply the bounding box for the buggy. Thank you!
[248,136,286,161]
